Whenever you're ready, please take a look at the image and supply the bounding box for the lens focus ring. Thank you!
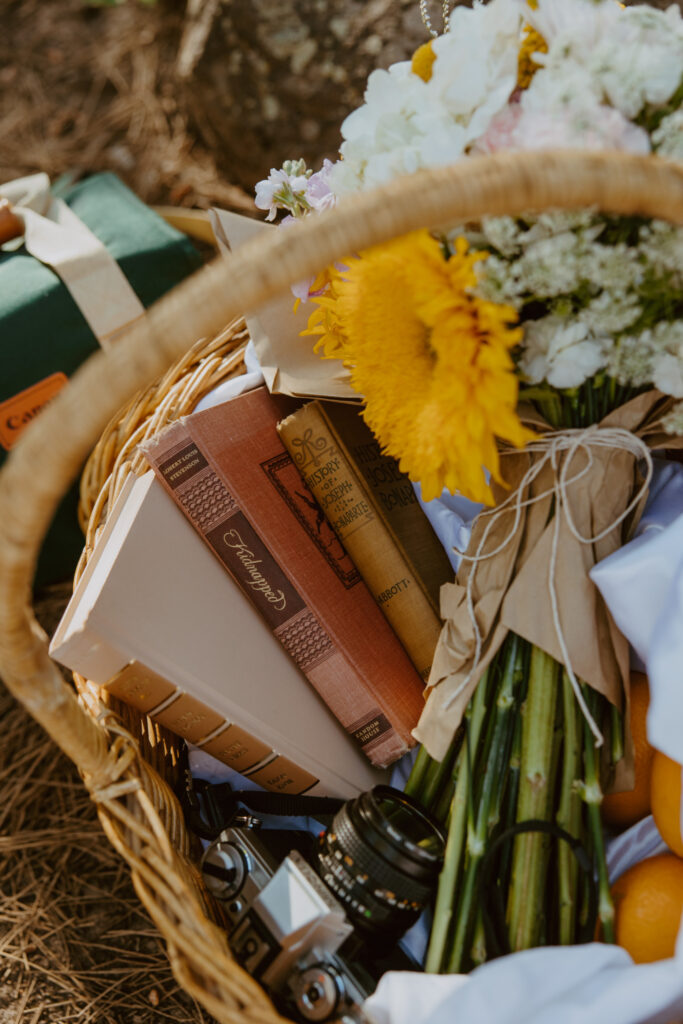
[324,807,433,905]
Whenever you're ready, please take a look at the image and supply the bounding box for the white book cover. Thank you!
[50,470,387,797]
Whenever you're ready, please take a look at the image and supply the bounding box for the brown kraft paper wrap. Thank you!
[414,391,683,780]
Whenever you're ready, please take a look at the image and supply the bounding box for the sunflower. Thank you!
[303,231,534,504]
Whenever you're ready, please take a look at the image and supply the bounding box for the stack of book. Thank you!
[51,385,452,797]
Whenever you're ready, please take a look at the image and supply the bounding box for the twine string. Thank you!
[442,426,653,746]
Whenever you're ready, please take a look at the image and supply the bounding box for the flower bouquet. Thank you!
[255,0,683,988]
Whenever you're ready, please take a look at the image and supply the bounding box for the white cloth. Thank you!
[0,173,145,345]
[368,817,680,1024]
[590,460,683,763]
[365,937,683,1024]
[412,481,484,573]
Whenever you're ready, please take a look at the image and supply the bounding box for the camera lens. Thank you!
[316,785,445,938]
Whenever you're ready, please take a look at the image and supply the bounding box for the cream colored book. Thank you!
[50,471,387,798]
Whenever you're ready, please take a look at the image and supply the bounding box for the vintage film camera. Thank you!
[199,786,446,1024]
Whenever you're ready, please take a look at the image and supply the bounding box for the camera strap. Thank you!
[182,772,345,840]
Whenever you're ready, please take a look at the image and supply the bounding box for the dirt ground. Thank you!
[0,0,429,209]
[1,0,682,1021]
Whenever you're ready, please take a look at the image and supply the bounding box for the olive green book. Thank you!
[278,401,453,681]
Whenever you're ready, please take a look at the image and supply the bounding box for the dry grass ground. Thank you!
[0,586,210,1024]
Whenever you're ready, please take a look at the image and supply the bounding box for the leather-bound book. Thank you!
[50,471,386,798]
[278,401,452,680]
[143,386,425,769]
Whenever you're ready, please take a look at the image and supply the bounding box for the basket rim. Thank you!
[1,150,682,1024]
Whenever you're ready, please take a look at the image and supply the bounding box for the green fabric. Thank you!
[0,172,203,587]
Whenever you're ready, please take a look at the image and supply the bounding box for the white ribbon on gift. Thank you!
[0,173,145,347]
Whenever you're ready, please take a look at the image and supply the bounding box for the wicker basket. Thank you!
[0,151,682,1024]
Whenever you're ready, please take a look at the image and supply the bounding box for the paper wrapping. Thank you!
[415,391,683,766]
[209,208,359,401]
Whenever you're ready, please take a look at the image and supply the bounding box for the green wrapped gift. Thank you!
[0,172,203,586]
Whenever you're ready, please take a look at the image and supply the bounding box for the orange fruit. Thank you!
[611,853,683,963]
[651,750,683,857]
[602,673,653,828]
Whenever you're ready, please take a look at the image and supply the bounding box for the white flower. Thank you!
[254,167,309,220]
[653,352,683,398]
[521,316,610,388]
[651,322,683,398]
[652,111,683,161]
[661,401,683,436]
[578,291,642,335]
[431,0,521,140]
[330,65,468,194]
[639,221,683,281]
[609,322,683,394]
[521,0,619,50]
[330,0,522,195]
[526,0,683,120]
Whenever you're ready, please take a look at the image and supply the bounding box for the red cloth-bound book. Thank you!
[142,386,425,768]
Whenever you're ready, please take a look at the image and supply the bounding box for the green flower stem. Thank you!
[435,759,459,826]
[446,636,523,973]
[611,704,624,768]
[421,727,464,812]
[425,668,491,974]
[404,744,434,801]
[581,685,616,944]
[470,911,486,968]
[507,647,560,951]
[557,670,583,945]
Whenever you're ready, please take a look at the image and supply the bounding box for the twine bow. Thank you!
[443,425,653,746]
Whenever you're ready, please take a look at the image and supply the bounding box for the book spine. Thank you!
[104,661,322,794]
[143,422,407,768]
[326,404,453,613]
[278,404,442,681]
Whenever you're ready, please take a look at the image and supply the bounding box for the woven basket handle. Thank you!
[0,150,681,779]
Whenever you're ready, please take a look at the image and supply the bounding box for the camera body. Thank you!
[202,825,388,1024]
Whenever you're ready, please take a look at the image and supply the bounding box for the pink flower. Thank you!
[305,159,337,213]
[473,99,650,156]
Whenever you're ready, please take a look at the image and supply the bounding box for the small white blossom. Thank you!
[578,291,642,335]
[254,165,310,220]
[652,111,683,160]
[661,401,683,436]
[653,352,683,398]
[521,316,611,388]
[609,321,683,394]
[639,221,683,281]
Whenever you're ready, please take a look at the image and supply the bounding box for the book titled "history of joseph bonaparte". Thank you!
[278,401,452,681]
[142,386,426,769]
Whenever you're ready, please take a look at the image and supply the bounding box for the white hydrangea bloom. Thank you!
[652,111,683,160]
[430,0,521,140]
[330,0,521,195]
[330,64,468,194]
[525,0,683,119]
[520,316,611,388]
